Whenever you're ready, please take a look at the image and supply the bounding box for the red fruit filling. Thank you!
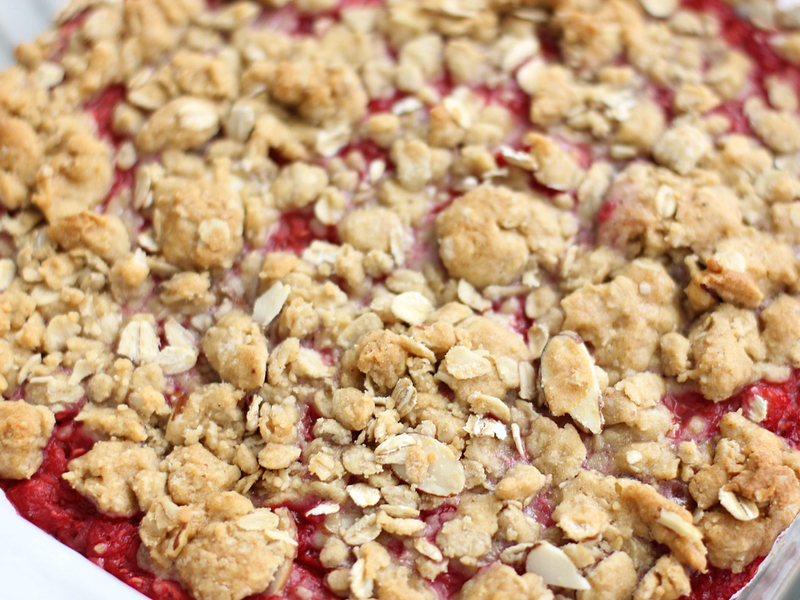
[267,208,339,254]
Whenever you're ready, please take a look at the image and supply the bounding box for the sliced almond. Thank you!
[499,145,536,170]
[118,319,160,364]
[458,278,491,312]
[0,259,16,292]
[746,395,768,423]
[414,538,443,562]
[719,489,759,521]
[347,484,382,508]
[391,291,433,326]
[519,361,535,400]
[463,415,508,440]
[467,392,511,423]
[539,332,603,434]
[253,282,291,326]
[442,346,493,380]
[525,541,590,590]
[392,433,465,497]
[656,510,703,543]
[306,502,341,517]
[640,0,678,18]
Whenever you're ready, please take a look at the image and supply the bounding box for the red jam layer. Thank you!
[666,370,800,447]
[267,208,339,255]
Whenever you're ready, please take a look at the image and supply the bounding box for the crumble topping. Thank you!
[2,0,800,599]
[63,439,160,516]
[0,399,55,479]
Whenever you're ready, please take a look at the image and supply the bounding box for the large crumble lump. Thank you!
[436,184,572,289]
[0,400,54,479]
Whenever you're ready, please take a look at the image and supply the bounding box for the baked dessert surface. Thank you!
[2,0,800,599]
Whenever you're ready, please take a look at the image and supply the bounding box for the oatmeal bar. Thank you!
[3,0,800,599]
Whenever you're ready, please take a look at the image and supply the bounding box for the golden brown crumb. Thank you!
[0,400,54,479]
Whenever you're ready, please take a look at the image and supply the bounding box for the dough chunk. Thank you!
[436,185,572,288]
[154,181,244,270]
[64,440,159,516]
[202,311,268,391]
[0,400,54,479]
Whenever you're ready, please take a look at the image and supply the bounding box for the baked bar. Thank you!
[3,0,800,599]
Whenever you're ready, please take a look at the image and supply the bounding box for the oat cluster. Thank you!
[3,0,800,599]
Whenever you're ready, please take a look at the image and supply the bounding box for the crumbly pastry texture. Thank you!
[3,0,800,599]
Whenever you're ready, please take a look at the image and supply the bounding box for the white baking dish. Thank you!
[0,490,148,600]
